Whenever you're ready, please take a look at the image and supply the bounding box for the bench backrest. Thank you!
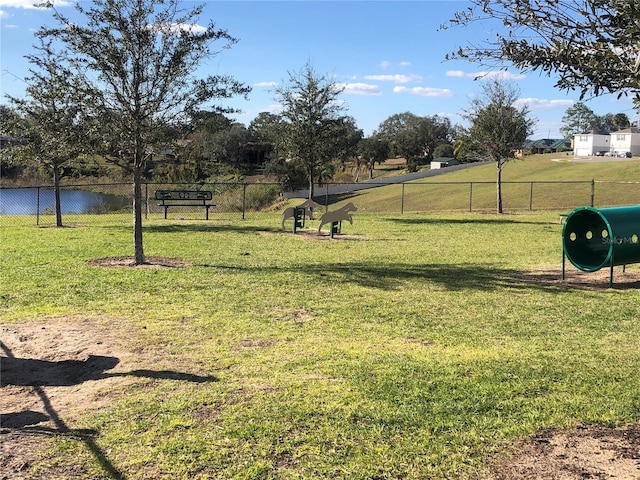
[155,190,212,201]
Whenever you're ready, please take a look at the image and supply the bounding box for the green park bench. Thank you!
[155,190,215,220]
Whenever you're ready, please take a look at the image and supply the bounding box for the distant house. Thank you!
[573,130,611,156]
[530,138,572,153]
[572,128,640,156]
[516,138,572,157]
[609,127,640,156]
[515,140,536,157]
[548,138,573,152]
[430,157,459,169]
[531,138,556,153]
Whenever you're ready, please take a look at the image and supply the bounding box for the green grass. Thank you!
[2,212,640,479]
[435,154,640,182]
[350,154,640,212]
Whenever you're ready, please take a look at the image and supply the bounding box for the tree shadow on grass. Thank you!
[0,355,218,387]
[199,261,529,291]
[144,223,276,234]
[1,410,50,428]
[297,262,566,292]
[387,216,551,226]
[200,261,636,292]
[0,342,217,480]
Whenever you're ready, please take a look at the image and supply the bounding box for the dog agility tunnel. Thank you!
[562,205,640,272]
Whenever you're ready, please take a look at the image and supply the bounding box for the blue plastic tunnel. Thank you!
[562,206,640,272]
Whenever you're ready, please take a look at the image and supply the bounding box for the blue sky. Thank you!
[1,0,637,138]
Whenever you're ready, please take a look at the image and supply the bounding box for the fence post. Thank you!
[401,183,405,214]
[469,182,473,212]
[590,179,595,207]
[36,186,40,226]
[242,183,247,220]
[144,183,148,219]
[529,182,534,211]
[325,184,329,211]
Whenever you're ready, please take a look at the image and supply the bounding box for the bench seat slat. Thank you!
[154,190,214,219]
[155,190,212,201]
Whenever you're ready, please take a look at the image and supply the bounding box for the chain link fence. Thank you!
[1,180,638,227]
[0,182,282,226]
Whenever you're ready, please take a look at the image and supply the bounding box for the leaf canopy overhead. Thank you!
[446,0,640,103]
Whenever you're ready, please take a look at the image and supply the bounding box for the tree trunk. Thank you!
[496,161,503,214]
[53,166,63,227]
[132,165,145,264]
[308,168,315,200]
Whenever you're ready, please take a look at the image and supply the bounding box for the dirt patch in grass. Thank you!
[520,266,640,290]
[2,318,640,479]
[272,306,316,325]
[0,317,139,479]
[281,228,367,241]
[487,425,640,479]
[87,256,192,268]
[0,317,216,479]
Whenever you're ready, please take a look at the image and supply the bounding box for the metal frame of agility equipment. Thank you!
[281,201,357,238]
[292,207,305,233]
[562,205,640,287]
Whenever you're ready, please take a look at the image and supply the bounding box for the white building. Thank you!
[609,127,640,156]
[572,130,611,156]
[430,157,459,169]
[573,128,640,156]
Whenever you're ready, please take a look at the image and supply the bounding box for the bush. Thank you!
[433,144,455,159]
[216,184,279,212]
[406,156,428,173]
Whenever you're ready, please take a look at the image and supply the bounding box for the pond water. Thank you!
[0,188,130,215]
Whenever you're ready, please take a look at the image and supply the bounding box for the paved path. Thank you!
[284,161,492,199]
[554,156,638,163]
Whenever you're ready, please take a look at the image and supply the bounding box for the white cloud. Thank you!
[437,111,463,121]
[514,98,574,110]
[259,104,283,114]
[445,70,526,81]
[393,86,454,98]
[254,81,278,88]
[0,0,71,8]
[481,71,526,81]
[148,22,207,35]
[364,74,422,84]
[379,60,411,69]
[166,22,207,33]
[339,82,381,96]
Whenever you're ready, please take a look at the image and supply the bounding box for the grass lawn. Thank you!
[322,154,640,213]
[2,211,640,479]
